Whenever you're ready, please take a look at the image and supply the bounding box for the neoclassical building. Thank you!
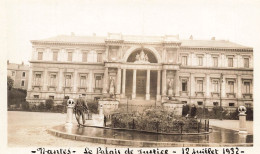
[26,33,253,109]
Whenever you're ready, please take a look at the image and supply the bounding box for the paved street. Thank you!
[8,111,253,147]
[209,119,253,134]
[8,111,120,147]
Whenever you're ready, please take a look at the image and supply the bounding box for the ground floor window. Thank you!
[49,96,54,99]
[197,101,203,105]
[229,103,235,107]
[213,102,219,106]
[34,95,39,99]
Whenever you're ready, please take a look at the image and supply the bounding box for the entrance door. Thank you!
[136,76,146,94]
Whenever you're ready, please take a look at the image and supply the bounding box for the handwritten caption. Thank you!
[31,147,245,154]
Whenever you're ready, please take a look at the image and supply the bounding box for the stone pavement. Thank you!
[8,111,125,147]
[209,119,253,134]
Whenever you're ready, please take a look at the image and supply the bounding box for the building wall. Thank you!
[7,63,29,90]
[27,35,253,109]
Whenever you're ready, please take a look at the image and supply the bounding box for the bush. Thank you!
[45,99,54,111]
[38,102,45,111]
[21,101,30,110]
[110,107,202,133]
[87,100,98,114]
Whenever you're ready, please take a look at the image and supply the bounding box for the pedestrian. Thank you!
[75,94,88,126]
[182,102,190,117]
[190,104,197,118]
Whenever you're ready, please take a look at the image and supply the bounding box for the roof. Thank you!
[32,34,252,49]
[181,40,251,49]
[7,63,29,71]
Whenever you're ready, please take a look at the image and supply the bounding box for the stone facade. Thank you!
[26,33,253,109]
[7,61,29,90]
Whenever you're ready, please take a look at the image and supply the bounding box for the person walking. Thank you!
[182,102,190,117]
[75,94,88,126]
[190,104,197,118]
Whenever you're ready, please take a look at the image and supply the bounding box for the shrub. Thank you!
[21,101,30,110]
[110,107,202,133]
[45,99,54,111]
[38,102,45,111]
[87,100,98,114]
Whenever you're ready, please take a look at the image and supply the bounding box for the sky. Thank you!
[2,0,260,65]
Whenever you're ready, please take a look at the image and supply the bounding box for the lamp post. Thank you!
[220,73,223,120]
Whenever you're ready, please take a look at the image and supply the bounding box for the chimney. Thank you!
[189,35,193,40]
[71,32,75,36]
[7,60,9,65]
[211,37,215,40]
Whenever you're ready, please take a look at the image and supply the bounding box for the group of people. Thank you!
[182,102,197,118]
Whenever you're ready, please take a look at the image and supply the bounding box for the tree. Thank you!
[7,76,14,90]
[45,99,54,111]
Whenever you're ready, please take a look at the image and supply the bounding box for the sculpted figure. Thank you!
[140,50,145,61]
[109,78,115,95]
[135,53,140,61]
[168,79,173,90]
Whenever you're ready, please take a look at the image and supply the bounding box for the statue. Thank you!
[134,50,149,63]
[168,79,174,96]
[168,79,174,90]
[109,78,115,98]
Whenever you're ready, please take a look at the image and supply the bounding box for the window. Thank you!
[12,71,15,76]
[213,102,219,106]
[244,81,250,93]
[181,101,187,104]
[213,57,218,67]
[97,53,102,62]
[95,75,102,88]
[22,72,26,77]
[212,80,219,92]
[198,57,203,66]
[197,80,203,92]
[34,95,39,99]
[181,56,187,66]
[228,58,233,67]
[53,51,58,61]
[228,81,234,93]
[82,51,87,62]
[38,52,43,60]
[50,74,56,87]
[229,103,235,107]
[68,52,73,61]
[182,80,187,91]
[21,80,25,87]
[65,75,72,87]
[80,76,87,87]
[197,101,203,105]
[49,96,54,100]
[35,74,41,86]
[244,58,249,68]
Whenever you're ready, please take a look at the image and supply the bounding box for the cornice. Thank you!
[180,46,253,52]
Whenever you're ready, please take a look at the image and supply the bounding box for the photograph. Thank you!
[2,0,260,153]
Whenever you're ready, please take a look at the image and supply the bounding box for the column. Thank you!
[73,69,78,92]
[27,68,33,91]
[58,68,63,92]
[162,70,167,96]
[88,70,93,93]
[121,69,126,98]
[102,67,108,94]
[237,75,242,98]
[206,74,210,97]
[43,68,48,91]
[132,69,137,99]
[221,75,226,98]
[175,70,180,96]
[146,69,150,100]
[156,70,161,101]
[116,68,121,95]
